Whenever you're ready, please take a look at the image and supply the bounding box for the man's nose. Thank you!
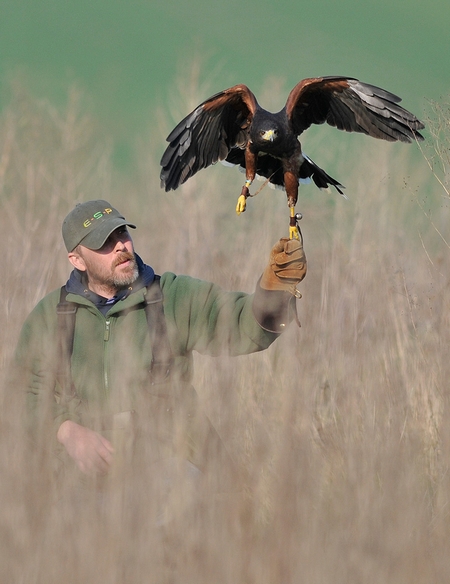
[112,235,127,250]
[115,240,127,251]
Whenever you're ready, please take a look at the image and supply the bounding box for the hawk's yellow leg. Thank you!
[289,206,299,240]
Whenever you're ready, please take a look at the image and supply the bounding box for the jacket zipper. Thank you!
[103,319,111,393]
[104,319,111,341]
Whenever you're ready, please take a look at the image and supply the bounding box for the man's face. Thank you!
[69,226,139,295]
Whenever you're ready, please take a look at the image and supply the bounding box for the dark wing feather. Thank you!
[160,85,257,191]
[285,76,424,143]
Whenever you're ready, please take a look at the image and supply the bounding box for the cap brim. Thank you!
[79,219,136,250]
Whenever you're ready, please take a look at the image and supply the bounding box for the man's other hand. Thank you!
[57,420,114,475]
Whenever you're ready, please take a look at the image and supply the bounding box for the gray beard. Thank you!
[111,263,139,288]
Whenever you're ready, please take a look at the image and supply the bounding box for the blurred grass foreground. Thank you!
[1,80,450,584]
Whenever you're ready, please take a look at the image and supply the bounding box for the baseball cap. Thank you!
[62,200,136,252]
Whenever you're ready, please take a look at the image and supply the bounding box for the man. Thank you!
[15,200,306,479]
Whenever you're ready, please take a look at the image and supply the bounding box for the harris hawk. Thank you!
[160,76,425,238]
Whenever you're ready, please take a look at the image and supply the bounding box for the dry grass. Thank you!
[1,78,450,584]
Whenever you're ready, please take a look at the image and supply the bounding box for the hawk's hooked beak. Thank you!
[262,129,276,142]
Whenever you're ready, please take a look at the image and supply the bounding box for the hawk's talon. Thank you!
[289,225,299,240]
[236,185,250,215]
[236,194,247,215]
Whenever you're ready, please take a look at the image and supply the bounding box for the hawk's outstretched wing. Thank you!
[285,76,425,142]
[160,85,258,191]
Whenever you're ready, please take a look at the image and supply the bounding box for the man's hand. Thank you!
[57,420,114,475]
[260,236,307,293]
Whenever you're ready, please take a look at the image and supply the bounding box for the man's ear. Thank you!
[68,250,86,271]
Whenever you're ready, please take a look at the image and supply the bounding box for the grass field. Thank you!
[1,81,450,583]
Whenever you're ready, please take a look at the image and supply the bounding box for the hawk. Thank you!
[160,76,424,238]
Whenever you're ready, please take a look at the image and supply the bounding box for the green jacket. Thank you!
[15,271,286,437]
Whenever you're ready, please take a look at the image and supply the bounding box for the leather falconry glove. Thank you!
[260,236,307,295]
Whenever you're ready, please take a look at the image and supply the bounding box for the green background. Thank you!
[0,0,448,169]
